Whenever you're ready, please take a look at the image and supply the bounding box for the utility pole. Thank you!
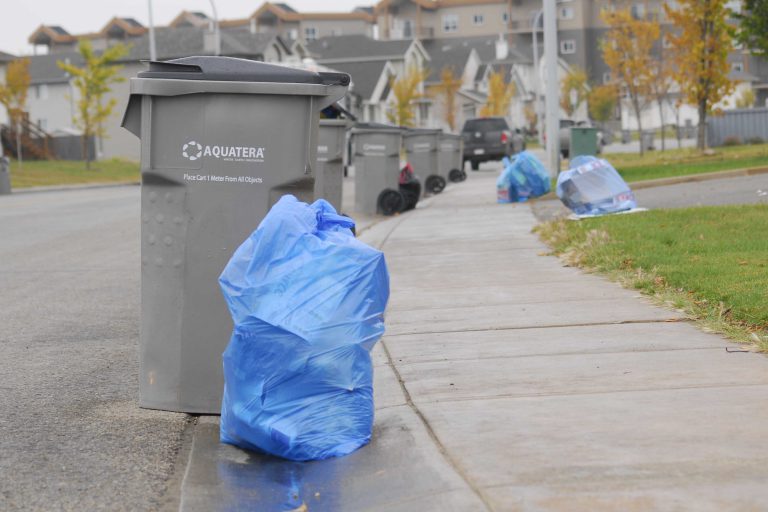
[543,0,560,177]
[209,0,221,56]
[148,0,157,61]
[531,9,543,146]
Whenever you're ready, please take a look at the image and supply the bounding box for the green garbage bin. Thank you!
[570,127,599,158]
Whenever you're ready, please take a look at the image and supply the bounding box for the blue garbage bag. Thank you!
[497,152,551,203]
[218,195,390,461]
[556,156,637,215]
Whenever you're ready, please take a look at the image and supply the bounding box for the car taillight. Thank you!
[501,132,508,143]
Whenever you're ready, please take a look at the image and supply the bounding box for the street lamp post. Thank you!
[148,0,157,61]
[209,0,221,56]
[543,0,560,177]
[531,10,544,146]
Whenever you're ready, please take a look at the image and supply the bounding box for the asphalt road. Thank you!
[0,186,188,511]
[530,174,768,221]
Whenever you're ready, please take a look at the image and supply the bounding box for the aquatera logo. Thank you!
[181,140,265,162]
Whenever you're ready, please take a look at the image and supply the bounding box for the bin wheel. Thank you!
[459,170,467,182]
[377,189,406,216]
[449,169,464,183]
[471,160,480,171]
[425,175,446,195]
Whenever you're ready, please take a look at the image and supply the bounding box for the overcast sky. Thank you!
[2,0,366,56]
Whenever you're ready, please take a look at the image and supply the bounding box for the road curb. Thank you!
[11,181,140,195]
[627,166,768,190]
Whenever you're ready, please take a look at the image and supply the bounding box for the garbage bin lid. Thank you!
[351,122,404,134]
[405,128,442,135]
[138,56,349,86]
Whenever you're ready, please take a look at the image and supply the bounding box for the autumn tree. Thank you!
[58,39,128,168]
[735,0,768,55]
[559,66,589,117]
[601,8,660,155]
[665,0,735,150]
[479,70,515,117]
[523,104,537,135]
[0,58,31,164]
[588,84,618,125]
[649,35,675,151]
[431,66,462,131]
[386,65,428,127]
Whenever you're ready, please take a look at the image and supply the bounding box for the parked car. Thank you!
[558,119,604,158]
[461,117,525,171]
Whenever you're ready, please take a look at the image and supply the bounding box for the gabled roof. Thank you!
[0,51,16,62]
[26,51,84,85]
[119,26,290,62]
[28,25,76,45]
[308,35,414,62]
[101,17,147,37]
[421,38,475,84]
[320,60,390,100]
[169,11,210,28]
[252,2,375,23]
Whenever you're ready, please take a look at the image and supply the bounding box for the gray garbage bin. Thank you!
[438,133,466,183]
[403,128,444,196]
[641,131,655,151]
[316,118,350,212]
[0,147,10,195]
[121,56,349,413]
[350,124,405,216]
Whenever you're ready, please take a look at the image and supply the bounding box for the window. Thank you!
[473,14,484,26]
[331,28,343,36]
[289,28,298,40]
[732,62,744,72]
[559,7,574,20]
[35,84,48,100]
[443,14,458,33]
[603,72,612,84]
[37,118,47,131]
[560,40,576,54]
[631,3,645,19]
[502,12,509,23]
[304,27,317,41]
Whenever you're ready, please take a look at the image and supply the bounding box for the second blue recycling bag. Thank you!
[218,195,390,461]
[497,151,551,203]
[556,156,636,215]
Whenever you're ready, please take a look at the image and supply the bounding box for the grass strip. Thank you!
[8,159,140,188]
[535,204,768,351]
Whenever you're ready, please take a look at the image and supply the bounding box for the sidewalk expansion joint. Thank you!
[411,382,768,404]
[384,318,687,338]
[380,339,495,512]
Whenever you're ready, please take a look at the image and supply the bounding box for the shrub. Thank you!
[747,136,764,145]
[722,136,742,146]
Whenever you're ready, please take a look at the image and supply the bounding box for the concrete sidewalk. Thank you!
[180,170,768,511]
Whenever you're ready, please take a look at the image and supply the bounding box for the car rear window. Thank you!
[463,118,509,132]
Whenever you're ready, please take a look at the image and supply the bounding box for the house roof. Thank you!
[320,59,389,100]
[729,69,759,82]
[421,38,475,83]
[101,17,147,37]
[251,2,375,23]
[0,51,16,62]
[120,26,288,61]
[308,35,414,62]
[26,51,84,85]
[169,11,210,28]
[28,25,76,45]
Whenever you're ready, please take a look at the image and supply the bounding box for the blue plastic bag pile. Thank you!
[556,156,637,216]
[218,196,390,461]
[496,151,552,203]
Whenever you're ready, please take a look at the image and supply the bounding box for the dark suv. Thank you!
[461,117,525,171]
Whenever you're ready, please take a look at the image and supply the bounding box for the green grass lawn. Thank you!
[601,143,768,183]
[537,204,768,349]
[8,158,140,188]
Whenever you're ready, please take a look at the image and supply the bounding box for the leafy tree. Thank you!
[431,66,462,131]
[735,0,768,55]
[58,39,128,168]
[479,70,515,117]
[523,104,537,135]
[0,58,31,129]
[735,88,755,108]
[649,36,675,151]
[665,0,736,150]
[601,8,660,155]
[0,58,31,164]
[386,65,428,127]
[559,66,589,117]
[588,84,618,124]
